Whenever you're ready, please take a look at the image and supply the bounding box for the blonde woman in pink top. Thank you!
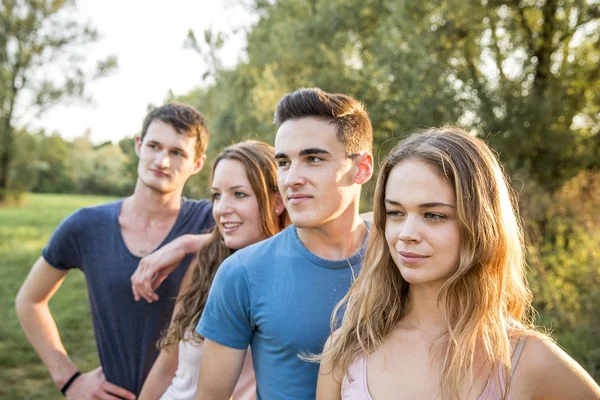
[138,141,289,399]
[316,127,600,400]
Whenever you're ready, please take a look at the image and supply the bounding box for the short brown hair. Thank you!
[273,88,373,154]
[141,103,209,160]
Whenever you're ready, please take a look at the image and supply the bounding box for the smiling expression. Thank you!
[211,158,269,250]
[384,159,461,288]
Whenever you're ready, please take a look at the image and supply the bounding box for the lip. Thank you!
[398,251,429,265]
[287,193,312,205]
[220,222,242,234]
[151,169,169,178]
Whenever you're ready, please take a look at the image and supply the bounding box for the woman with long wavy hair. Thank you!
[316,127,600,399]
[139,140,289,400]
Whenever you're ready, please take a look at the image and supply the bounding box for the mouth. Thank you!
[221,222,242,233]
[151,169,169,178]
[287,194,312,204]
[398,251,429,265]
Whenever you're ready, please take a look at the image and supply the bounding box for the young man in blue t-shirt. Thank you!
[15,104,214,399]
[195,88,374,399]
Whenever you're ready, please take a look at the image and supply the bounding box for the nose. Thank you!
[397,215,421,244]
[282,163,306,188]
[155,150,171,169]
[213,195,234,216]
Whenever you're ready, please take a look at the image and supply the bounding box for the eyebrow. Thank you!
[210,185,251,191]
[274,147,331,159]
[384,199,456,209]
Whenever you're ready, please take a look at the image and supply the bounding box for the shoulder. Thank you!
[513,334,600,398]
[79,199,122,217]
[58,200,121,231]
[234,226,293,264]
[181,198,214,232]
[517,335,575,376]
[212,251,251,285]
[183,198,212,213]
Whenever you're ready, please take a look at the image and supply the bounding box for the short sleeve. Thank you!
[196,254,253,349]
[42,209,85,270]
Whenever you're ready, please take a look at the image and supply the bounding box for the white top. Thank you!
[160,335,256,400]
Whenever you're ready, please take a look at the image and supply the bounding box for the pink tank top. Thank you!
[341,337,527,399]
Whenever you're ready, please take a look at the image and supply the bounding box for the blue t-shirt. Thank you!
[197,224,368,399]
[42,198,213,395]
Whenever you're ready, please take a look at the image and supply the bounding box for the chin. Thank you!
[223,238,246,250]
[288,213,323,229]
[145,182,175,194]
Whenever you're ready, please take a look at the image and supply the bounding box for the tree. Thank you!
[0,0,116,202]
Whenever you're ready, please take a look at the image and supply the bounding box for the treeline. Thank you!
[10,129,211,200]
[11,130,135,198]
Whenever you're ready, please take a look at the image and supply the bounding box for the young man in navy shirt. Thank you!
[16,103,214,399]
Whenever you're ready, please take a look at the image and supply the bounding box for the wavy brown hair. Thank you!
[159,140,289,348]
[321,126,539,399]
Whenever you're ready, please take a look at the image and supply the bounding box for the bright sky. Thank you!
[31,0,250,144]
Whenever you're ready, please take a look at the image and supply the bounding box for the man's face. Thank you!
[135,120,205,194]
[274,117,359,228]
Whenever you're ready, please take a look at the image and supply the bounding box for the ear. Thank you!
[272,191,285,216]
[191,154,207,175]
[134,135,143,157]
[353,152,374,185]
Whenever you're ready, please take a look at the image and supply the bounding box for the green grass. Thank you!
[0,193,117,399]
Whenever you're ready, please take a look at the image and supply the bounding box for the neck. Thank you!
[124,179,183,219]
[296,199,366,260]
[402,283,448,337]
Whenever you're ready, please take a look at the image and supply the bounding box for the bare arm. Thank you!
[131,233,210,302]
[137,344,179,400]
[15,257,135,400]
[516,336,600,400]
[138,259,198,399]
[195,339,247,400]
[316,335,343,400]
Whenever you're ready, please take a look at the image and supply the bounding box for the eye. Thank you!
[235,192,248,198]
[424,213,446,221]
[385,210,404,218]
[307,156,323,164]
[148,143,158,149]
[277,159,291,168]
[170,150,183,157]
[211,192,221,201]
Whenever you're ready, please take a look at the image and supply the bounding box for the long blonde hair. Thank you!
[323,126,536,399]
[159,140,290,348]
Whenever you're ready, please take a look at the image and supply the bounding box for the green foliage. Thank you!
[7,130,135,197]
[0,0,117,202]
[521,170,600,379]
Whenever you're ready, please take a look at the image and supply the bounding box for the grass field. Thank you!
[0,193,117,399]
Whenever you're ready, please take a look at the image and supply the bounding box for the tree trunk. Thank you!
[0,119,13,203]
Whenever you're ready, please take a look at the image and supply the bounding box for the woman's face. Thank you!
[211,159,267,250]
[384,159,461,288]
